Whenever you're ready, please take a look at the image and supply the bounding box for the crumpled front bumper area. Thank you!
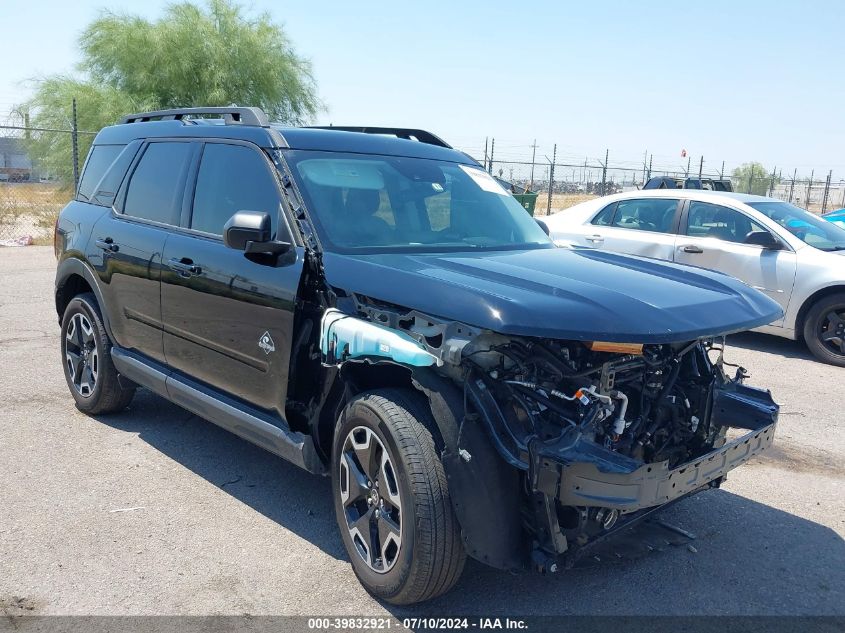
[537,419,776,513]
[524,381,778,568]
[531,381,778,514]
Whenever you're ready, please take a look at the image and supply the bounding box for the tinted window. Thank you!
[686,202,768,244]
[78,145,124,202]
[123,142,192,224]
[191,143,280,236]
[612,198,678,233]
[592,202,616,225]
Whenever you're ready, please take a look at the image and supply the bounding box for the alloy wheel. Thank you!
[65,312,98,397]
[338,426,402,573]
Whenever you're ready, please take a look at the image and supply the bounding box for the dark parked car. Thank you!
[55,107,780,604]
[644,175,732,191]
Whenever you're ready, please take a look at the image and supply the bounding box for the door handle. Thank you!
[585,234,605,243]
[95,237,119,252]
[680,244,703,254]
[168,257,202,277]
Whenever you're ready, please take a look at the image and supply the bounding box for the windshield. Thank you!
[746,200,845,251]
[284,150,552,253]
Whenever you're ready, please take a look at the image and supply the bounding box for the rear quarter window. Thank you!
[77,145,125,203]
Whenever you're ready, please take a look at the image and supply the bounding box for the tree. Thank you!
[22,0,320,184]
[732,162,779,196]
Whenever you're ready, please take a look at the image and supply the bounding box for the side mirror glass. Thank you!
[223,210,291,255]
[744,231,782,250]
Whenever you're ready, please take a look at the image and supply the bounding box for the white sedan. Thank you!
[544,189,845,366]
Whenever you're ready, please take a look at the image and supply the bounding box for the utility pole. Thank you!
[822,170,832,213]
[600,149,609,196]
[647,155,653,181]
[483,137,488,171]
[546,144,557,216]
[788,168,797,203]
[529,139,537,189]
[685,156,691,177]
[488,138,495,174]
[698,155,704,182]
[641,150,647,186]
[720,160,725,181]
[806,169,814,210]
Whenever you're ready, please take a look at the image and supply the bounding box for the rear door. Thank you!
[91,140,194,362]
[674,200,797,325]
[160,140,303,417]
[580,197,681,261]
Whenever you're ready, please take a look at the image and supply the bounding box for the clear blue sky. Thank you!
[1,0,842,177]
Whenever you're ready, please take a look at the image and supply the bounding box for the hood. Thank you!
[321,247,783,343]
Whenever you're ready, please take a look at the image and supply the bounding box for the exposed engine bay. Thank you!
[312,299,779,571]
[462,334,734,470]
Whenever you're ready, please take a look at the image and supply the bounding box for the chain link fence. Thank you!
[0,124,78,245]
[472,140,843,217]
[2,113,844,242]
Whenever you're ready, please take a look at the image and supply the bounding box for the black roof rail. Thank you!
[119,107,269,127]
[306,126,452,149]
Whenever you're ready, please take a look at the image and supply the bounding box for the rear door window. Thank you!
[611,198,679,233]
[190,143,281,236]
[591,202,616,225]
[123,142,192,225]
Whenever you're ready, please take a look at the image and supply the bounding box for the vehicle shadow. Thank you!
[95,389,844,617]
[726,331,815,361]
[94,389,347,562]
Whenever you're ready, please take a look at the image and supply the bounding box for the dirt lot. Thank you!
[0,246,842,617]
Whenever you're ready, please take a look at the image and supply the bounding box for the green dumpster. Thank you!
[493,176,540,216]
[512,191,539,216]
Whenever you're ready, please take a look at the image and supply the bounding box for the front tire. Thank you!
[803,293,845,367]
[331,389,465,604]
[60,293,135,414]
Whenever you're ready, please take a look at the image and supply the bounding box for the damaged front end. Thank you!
[458,335,777,570]
[317,300,778,572]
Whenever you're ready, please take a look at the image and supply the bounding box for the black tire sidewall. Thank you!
[331,394,418,600]
[60,295,107,409]
[804,295,845,366]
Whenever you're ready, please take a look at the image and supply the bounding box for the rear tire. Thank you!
[803,293,845,367]
[331,388,465,604]
[60,293,135,414]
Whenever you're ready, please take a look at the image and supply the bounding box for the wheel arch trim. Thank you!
[55,258,114,341]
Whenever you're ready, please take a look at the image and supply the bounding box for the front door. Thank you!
[674,200,797,326]
[160,141,303,416]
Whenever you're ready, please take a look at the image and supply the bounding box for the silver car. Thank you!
[545,190,845,366]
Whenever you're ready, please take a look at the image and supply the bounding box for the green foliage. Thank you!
[22,78,155,184]
[732,162,779,196]
[79,0,320,123]
[21,0,320,184]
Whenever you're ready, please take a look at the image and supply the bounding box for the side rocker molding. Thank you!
[111,347,325,474]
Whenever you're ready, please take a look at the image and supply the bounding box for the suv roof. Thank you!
[94,106,473,164]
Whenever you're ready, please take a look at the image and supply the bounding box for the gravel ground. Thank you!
[0,246,842,617]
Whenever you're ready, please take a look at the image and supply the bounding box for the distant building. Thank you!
[0,137,33,182]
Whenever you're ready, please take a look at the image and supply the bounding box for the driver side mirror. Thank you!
[223,211,291,255]
[535,218,550,235]
[744,231,783,250]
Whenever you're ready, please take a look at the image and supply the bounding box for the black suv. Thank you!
[56,107,781,604]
